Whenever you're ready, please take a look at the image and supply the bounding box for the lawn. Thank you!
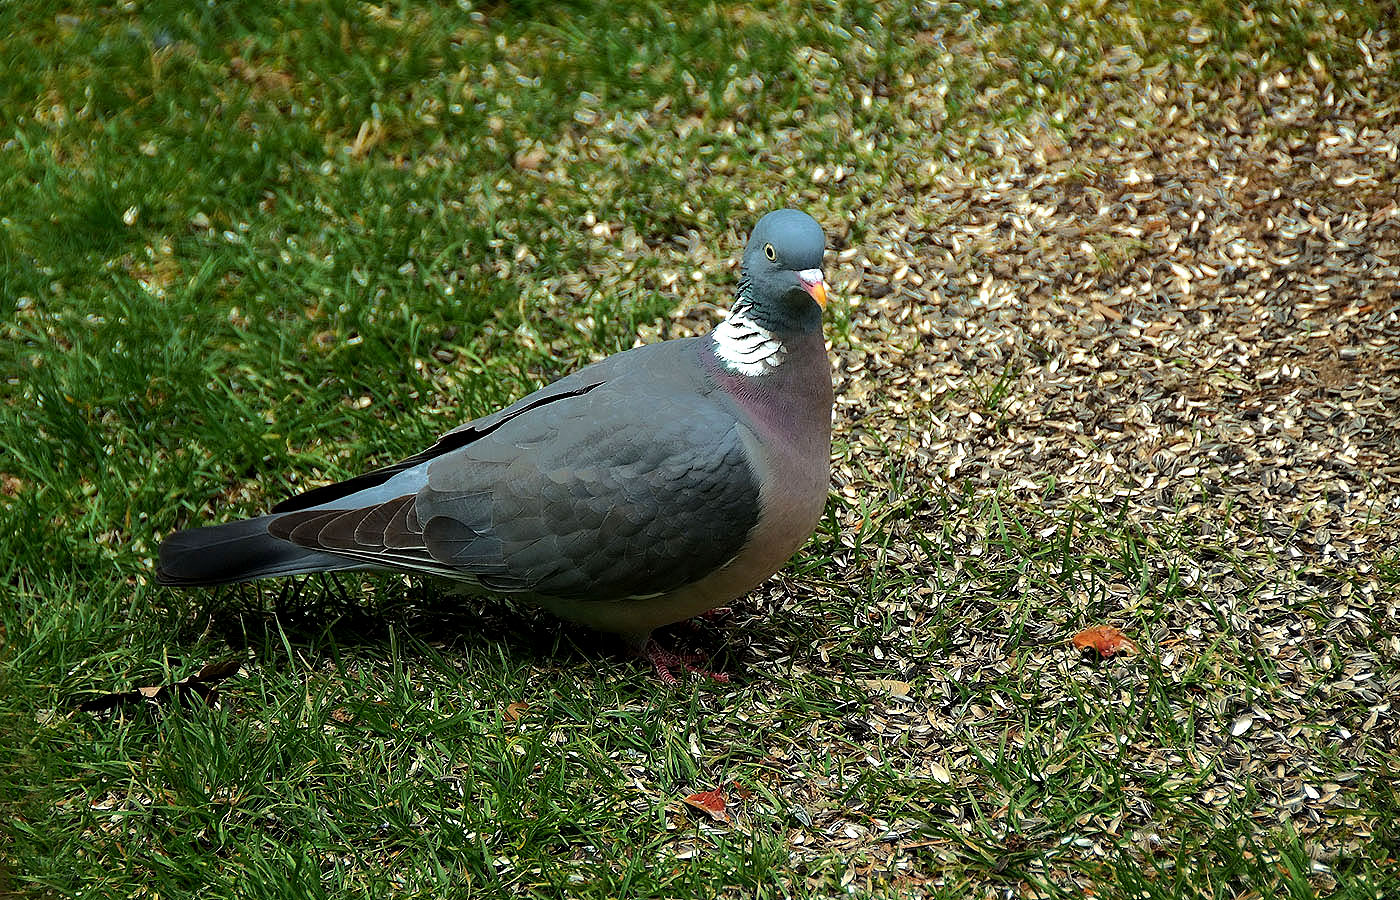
[2,0,1398,896]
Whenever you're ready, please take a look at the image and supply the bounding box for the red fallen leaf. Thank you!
[682,788,728,823]
[1072,626,1139,658]
[503,701,531,722]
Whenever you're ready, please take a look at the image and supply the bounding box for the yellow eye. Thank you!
[763,243,776,261]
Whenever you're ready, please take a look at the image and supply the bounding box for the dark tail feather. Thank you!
[156,515,366,586]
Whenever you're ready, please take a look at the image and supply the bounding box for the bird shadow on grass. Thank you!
[180,574,752,685]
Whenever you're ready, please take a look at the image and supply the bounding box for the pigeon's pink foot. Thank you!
[640,639,731,685]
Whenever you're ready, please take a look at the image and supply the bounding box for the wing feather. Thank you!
[267,339,761,602]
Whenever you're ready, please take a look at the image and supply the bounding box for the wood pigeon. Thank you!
[157,209,833,681]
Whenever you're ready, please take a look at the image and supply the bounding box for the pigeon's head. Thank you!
[741,209,828,327]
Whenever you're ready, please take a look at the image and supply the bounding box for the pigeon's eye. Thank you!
[763,243,777,261]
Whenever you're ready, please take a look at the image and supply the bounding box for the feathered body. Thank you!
[158,209,833,650]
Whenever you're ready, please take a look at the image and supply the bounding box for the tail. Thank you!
[156,515,367,586]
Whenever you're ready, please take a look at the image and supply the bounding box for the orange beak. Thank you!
[798,269,828,309]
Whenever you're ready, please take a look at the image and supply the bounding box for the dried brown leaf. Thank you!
[76,659,244,713]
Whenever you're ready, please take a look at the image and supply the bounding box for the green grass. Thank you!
[4,0,1399,897]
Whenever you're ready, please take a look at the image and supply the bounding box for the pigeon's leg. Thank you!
[638,639,731,685]
[680,607,734,633]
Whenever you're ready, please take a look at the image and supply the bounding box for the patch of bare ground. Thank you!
[647,28,1399,894]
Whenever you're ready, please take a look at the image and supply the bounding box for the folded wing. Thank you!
[268,374,762,602]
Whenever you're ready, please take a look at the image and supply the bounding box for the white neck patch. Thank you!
[712,306,787,376]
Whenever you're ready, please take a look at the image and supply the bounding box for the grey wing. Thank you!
[269,383,762,602]
[269,339,701,515]
[268,370,613,514]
